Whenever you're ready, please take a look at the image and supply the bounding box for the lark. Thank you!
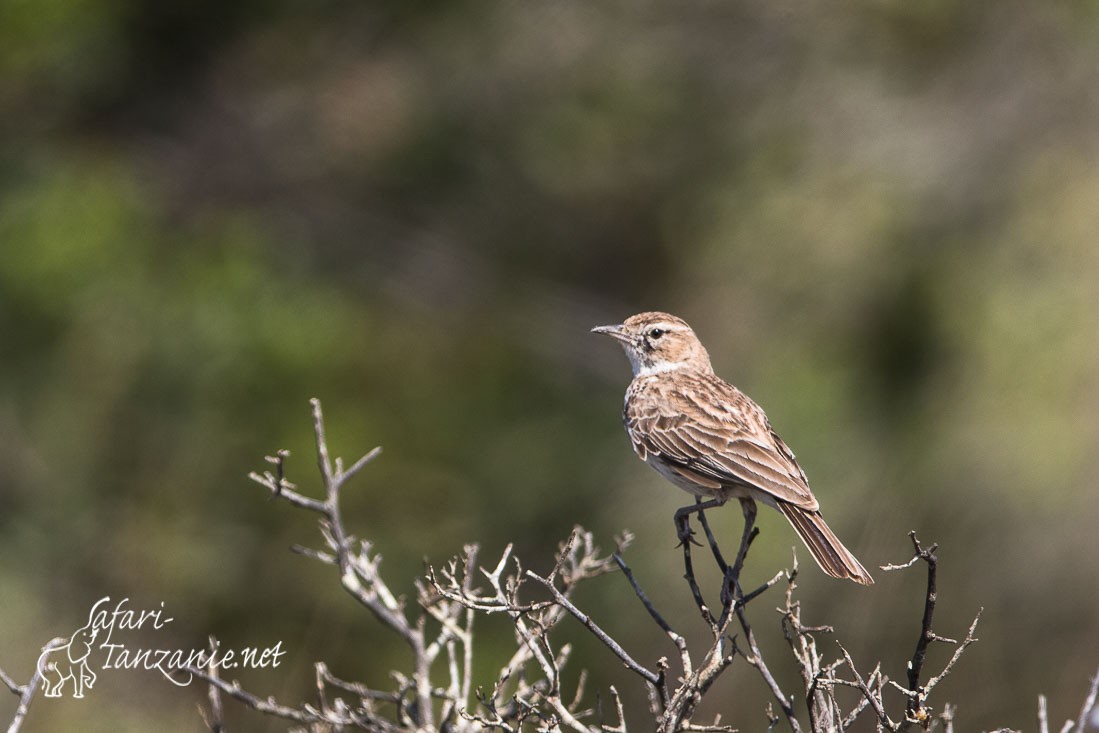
[593,312,873,585]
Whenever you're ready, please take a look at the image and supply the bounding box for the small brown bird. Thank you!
[593,312,873,585]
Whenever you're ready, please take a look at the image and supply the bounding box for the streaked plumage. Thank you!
[593,312,873,585]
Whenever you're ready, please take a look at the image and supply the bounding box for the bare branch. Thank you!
[185,667,344,728]
[839,668,881,729]
[898,532,941,724]
[737,605,802,733]
[840,641,898,731]
[2,638,65,733]
[526,570,660,687]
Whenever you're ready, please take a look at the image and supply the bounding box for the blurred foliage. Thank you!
[1,0,1098,730]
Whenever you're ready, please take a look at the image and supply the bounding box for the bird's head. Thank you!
[592,312,714,378]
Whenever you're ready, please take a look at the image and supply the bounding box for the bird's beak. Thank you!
[591,324,631,343]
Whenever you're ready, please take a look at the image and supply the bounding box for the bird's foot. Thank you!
[674,517,702,548]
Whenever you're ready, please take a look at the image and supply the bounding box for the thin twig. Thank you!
[1073,665,1099,733]
[736,605,802,733]
[940,703,955,733]
[0,667,20,698]
[184,667,345,728]
[614,552,691,688]
[838,642,897,731]
[526,570,660,686]
[839,670,880,729]
[921,609,981,695]
[199,636,225,733]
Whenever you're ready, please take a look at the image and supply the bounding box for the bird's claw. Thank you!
[675,521,702,548]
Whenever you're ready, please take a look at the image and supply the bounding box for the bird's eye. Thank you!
[649,328,666,340]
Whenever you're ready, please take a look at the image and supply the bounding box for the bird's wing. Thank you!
[627,375,819,510]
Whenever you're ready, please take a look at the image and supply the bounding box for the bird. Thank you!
[592,311,873,585]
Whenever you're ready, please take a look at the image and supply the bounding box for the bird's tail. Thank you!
[777,504,874,585]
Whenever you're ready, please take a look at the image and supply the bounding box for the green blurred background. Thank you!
[2,1,1098,730]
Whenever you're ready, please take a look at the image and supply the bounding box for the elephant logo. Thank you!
[36,607,102,698]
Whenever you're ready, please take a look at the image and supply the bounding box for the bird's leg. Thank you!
[677,498,723,629]
[673,497,726,547]
[692,503,741,614]
[725,498,759,606]
[695,502,725,562]
[733,497,758,574]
